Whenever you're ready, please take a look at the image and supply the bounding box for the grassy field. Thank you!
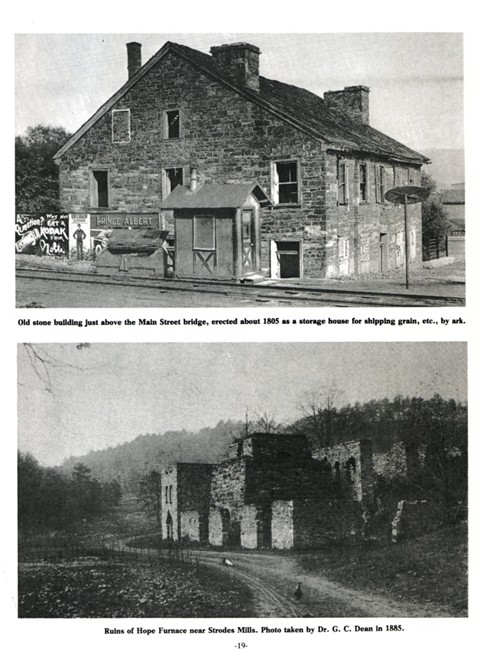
[299,522,467,616]
[18,558,254,618]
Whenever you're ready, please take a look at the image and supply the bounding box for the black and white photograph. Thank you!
[17,342,467,619]
[15,32,465,308]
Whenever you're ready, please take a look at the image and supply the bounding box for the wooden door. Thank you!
[241,210,255,273]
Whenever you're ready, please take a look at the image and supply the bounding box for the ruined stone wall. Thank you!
[313,439,374,506]
[180,510,200,542]
[210,458,247,520]
[160,465,179,540]
[208,509,223,546]
[240,505,259,549]
[272,498,365,549]
[177,463,212,513]
[372,441,408,480]
[271,500,294,550]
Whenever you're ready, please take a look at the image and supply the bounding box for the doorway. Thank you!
[271,240,302,278]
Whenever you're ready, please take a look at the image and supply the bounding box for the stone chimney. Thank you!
[210,42,260,92]
[126,42,142,79]
[324,86,370,125]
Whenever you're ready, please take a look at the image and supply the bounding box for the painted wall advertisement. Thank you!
[68,213,91,260]
[15,213,70,258]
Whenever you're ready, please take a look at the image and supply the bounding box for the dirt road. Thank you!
[188,549,452,618]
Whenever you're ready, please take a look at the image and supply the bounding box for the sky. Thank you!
[15,33,464,153]
[17,342,467,467]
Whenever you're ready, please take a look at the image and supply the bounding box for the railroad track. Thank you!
[16,266,464,307]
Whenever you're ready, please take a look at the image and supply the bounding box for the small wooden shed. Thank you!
[161,182,271,279]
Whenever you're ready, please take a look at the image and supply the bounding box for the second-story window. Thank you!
[272,160,299,205]
[359,162,368,202]
[164,109,181,139]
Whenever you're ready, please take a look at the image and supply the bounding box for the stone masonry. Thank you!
[55,40,426,279]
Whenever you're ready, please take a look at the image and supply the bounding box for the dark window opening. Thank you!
[274,161,298,204]
[164,167,183,196]
[92,170,109,208]
[165,110,180,139]
[359,163,368,201]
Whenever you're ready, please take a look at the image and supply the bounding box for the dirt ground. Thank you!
[190,549,455,618]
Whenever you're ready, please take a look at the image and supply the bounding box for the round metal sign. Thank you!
[385,185,429,204]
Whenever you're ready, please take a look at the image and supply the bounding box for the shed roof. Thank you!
[54,41,429,166]
[161,182,271,209]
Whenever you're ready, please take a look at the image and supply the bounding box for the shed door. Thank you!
[241,210,255,273]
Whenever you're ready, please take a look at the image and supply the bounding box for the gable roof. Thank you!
[54,41,428,165]
[161,182,271,209]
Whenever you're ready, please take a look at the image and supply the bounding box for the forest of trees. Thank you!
[15,124,71,213]
[18,453,122,535]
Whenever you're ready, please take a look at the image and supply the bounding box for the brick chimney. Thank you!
[210,42,260,92]
[126,42,142,79]
[324,86,370,125]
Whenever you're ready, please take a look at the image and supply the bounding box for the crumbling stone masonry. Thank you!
[160,463,212,542]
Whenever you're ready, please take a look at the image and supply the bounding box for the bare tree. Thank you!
[298,383,345,448]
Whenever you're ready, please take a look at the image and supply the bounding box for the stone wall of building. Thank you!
[271,500,294,550]
[272,498,365,550]
[208,509,223,546]
[180,510,200,542]
[58,47,423,278]
[372,441,408,480]
[160,464,179,540]
[210,458,248,520]
[323,155,422,277]
[240,505,259,549]
[161,463,212,541]
[313,439,374,506]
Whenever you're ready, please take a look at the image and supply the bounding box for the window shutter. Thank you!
[272,163,279,204]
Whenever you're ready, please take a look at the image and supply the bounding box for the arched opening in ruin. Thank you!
[346,456,356,483]
[221,508,241,547]
[257,505,272,548]
[166,511,174,540]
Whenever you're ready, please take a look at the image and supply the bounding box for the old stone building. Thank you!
[54,39,428,279]
[160,463,212,543]
[156,430,442,549]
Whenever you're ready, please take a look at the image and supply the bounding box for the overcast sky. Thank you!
[15,33,463,152]
[17,342,467,467]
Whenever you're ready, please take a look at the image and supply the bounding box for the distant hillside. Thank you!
[422,149,464,189]
[60,420,243,489]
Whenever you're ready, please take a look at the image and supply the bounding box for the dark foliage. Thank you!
[18,453,122,534]
[15,124,71,213]
[421,172,449,241]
